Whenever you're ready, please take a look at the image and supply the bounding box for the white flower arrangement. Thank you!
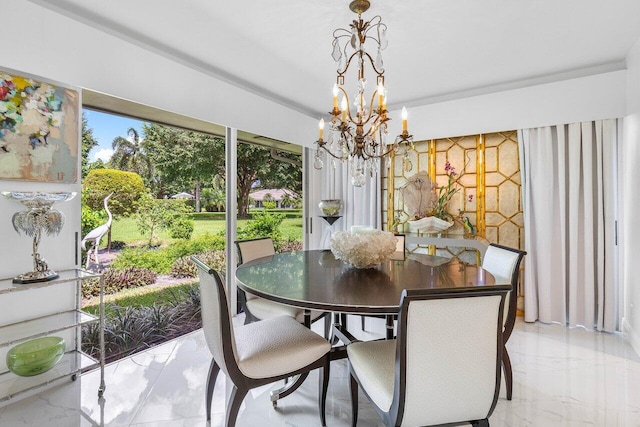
[330,230,398,269]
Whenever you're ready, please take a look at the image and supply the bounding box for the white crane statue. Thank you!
[82,193,113,269]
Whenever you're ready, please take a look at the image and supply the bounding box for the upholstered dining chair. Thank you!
[348,287,508,427]
[192,256,331,427]
[235,237,327,328]
[481,243,526,401]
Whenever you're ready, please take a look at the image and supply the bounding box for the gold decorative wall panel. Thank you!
[383,130,523,253]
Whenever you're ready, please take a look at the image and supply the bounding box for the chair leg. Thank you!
[503,345,513,400]
[205,359,220,421]
[340,313,348,330]
[324,314,331,340]
[319,355,330,426]
[349,373,359,427]
[331,313,340,345]
[471,418,489,427]
[226,384,248,427]
[385,315,394,340]
[273,372,308,401]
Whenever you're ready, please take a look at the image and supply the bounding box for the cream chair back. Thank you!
[235,238,276,302]
[481,244,526,328]
[192,256,237,377]
[236,237,276,263]
[482,244,521,284]
[396,290,505,426]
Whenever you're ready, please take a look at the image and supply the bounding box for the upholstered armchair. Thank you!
[348,287,508,427]
[192,256,331,427]
[481,243,526,400]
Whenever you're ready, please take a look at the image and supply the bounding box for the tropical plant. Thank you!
[170,249,226,278]
[82,286,204,363]
[110,127,153,186]
[82,267,158,298]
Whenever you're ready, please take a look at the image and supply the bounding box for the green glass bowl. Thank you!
[6,337,65,377]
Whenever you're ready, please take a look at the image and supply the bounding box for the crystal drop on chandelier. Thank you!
[332,42,342,63]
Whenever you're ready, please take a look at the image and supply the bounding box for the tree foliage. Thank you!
[83,169,146,216]
[81,113,99,178]
[142,123,224,207]
[110,128,153,187]
[235,143,301,217]
[83,117,302,218]
[135,196,192,247]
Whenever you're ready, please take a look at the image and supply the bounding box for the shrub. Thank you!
[81,205,106,238]
[82,267,158,298]
[262,200,276,209]
[110,234,226,274]
[276,239,303,253]
[170,249,226,278]
[109,240,127,250]
[110,247,174,274]
[237,210,285,242]
[83,169,146,216]
[169,216,194,239]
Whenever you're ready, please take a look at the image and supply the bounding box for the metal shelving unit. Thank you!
[0,269,105,407]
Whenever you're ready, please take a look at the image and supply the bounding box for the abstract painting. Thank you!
[0,70,79,183]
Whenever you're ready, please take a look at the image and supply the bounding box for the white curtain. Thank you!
[337,163,381,231]
[518,120,618,332]
[315,159,381,247]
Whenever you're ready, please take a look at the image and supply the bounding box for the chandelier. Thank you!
[314,0,413,187]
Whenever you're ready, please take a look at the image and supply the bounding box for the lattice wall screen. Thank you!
[383,130,524,255]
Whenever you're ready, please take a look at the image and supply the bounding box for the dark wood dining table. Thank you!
[235,249,503,316]
[235,249,509,339]
[235,249,510,404]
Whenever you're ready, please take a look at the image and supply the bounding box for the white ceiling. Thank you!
[34,0,640,119]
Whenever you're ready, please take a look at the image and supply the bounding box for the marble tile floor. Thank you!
[1,316,639,426]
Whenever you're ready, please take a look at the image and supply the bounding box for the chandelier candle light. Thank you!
[314,0,413,187]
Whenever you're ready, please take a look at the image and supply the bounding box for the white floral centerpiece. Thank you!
[330,228,398,269]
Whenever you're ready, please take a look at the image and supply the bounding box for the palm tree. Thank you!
[110,128,153,185]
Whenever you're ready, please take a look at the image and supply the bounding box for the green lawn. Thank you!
[109,214,303,246]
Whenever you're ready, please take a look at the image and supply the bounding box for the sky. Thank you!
[83,109,146,163]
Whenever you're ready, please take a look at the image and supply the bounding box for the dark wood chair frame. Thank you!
[349,287,509,427]
[484,243,526,401]
[192,256,331,427]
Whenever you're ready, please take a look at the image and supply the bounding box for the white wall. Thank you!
[388,70,627,141]
[623,36,640,355]
[2,0,316,148]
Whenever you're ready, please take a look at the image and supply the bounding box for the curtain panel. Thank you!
[518,120,618,332]
[317,160,381,236]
